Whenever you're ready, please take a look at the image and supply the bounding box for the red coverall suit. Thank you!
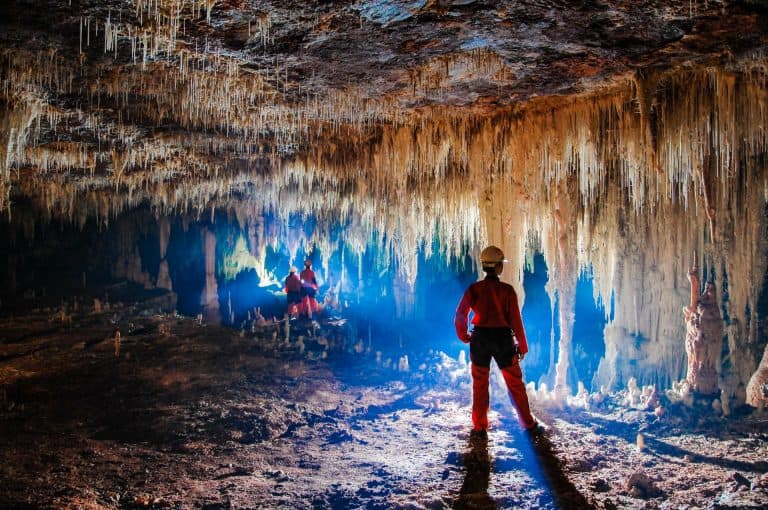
[299,267,319,317]
[454,273,536,432]
[285,272,302,316]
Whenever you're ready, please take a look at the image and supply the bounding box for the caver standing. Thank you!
[454,245,544,437]
[284,266,302,317]
[299,259,319,319]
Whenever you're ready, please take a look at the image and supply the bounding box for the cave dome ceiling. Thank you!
[1,0,767,228]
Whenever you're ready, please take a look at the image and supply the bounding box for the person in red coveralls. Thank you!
[454,245,545,438]
[284,266,302,317]
[299,259,319,319]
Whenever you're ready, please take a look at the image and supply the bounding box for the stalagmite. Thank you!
[114,330,121,358]
[683,253,723,395]
[746,345,768,410]
[201,227,220,324]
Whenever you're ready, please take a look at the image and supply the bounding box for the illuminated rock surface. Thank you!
[1,1,768,508]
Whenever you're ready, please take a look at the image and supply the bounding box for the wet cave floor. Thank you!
[1,291,767,510]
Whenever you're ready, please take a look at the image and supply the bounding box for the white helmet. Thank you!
[479,245,506,265]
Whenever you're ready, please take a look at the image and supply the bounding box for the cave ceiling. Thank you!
[1,1,767,241]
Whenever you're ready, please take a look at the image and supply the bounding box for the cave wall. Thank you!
[477,70,768,403]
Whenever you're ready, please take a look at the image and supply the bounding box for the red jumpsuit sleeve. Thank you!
[509,290,528,354]
[454,288,473,343]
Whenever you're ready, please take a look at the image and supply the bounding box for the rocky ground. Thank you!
[1,292,767,509]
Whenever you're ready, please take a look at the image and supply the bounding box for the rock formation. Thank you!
[747,345,768,409]
[201,227,221,324]
[683,254,723,395]
[156,216,173,291]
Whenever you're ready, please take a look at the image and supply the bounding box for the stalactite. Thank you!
[0,91,43,211]
[699,153,718,241]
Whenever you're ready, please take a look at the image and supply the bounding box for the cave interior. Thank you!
[1,1,768,509]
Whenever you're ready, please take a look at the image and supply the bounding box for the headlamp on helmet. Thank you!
[480,245,506,266]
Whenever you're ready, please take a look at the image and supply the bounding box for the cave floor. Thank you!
[1,298,767,509]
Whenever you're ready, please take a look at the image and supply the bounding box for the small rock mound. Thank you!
[625,470,662,499]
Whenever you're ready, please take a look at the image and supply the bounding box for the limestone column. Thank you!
[247,216,268,280]
[393,270,415,320]
[156,216,173,291]
[552,182,578,397]
[201,228,220,323]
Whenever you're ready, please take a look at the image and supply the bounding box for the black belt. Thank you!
[471,327,512,334]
